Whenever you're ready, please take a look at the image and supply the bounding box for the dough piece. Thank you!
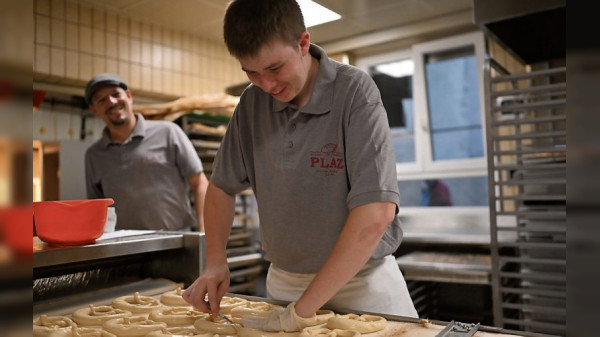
[161,287,191,307]
[219,296,248,314]
[132,93,239,117]
[146,327,214,337]
[236,327,300,337]
[300,328,360,337]
[190,123,228,136]
[326,314,386,334]
[112,292,163,314]
[149,306,208,326]
[193,315,242,335]
[315,310,335,325]
[230,301,279,318]
[73,305,132,326]
[71,326,117,337]
[103,316,167,337]
[33,315,76,337]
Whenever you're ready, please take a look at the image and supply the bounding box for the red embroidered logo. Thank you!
[310,143,344,176]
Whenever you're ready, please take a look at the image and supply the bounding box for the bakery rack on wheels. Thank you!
[226,189,264,295]
[178,112,229,181]
[179,112,264,296]
[484,60,566,336]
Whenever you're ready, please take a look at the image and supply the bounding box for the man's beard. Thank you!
[106,106,130,126]
[109,118,128,126]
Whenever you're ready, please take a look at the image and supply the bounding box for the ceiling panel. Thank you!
[78,0,472,46]
[345,2,437,27]
[309,0,472,44]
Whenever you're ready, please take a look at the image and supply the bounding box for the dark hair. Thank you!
[223,0,306,59]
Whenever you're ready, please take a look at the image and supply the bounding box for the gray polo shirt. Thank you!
[212,44,403,273]
[85,114,203,231]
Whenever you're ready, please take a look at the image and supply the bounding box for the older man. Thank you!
[84,73,208,232]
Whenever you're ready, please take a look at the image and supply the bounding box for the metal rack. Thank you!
[227,190,264,294]
[395,208,495,325]
[484,61,566,336]
[179,113,265,295]
[179,112,229,180]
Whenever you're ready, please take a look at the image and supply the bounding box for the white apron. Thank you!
[266,255,418,318]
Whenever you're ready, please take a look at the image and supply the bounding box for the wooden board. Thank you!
[365,321,522,337]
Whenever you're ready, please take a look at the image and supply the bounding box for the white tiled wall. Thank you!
[34,0,247,97]
[34,0,249,143]
[34,103,106,142]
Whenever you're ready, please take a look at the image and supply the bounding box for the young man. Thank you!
[183,0,417,330]
[84,73,209,232]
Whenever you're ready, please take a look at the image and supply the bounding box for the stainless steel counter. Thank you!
[398,207,499,246]
[33,230,194,268]
[33,230,205,295]
[396,251,491,285]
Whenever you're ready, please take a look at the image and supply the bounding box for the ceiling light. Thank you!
[375,60,415,78]
[297,0,341,28]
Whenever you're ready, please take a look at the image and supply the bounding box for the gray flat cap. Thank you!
[85,73,128,105]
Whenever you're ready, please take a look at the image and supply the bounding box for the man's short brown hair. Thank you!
[223,0,306,59]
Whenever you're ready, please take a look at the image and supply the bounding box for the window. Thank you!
[356,32,488,208]
[398,177,489,207]
[424,46,484,162]
[367,52,415,164]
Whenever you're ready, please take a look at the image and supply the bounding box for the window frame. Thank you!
[356,49,422,173]
[356,31,488,181]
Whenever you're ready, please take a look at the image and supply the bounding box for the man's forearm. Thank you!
[204,182,236,266]
[193,173,209,231]
[295,202,396,317]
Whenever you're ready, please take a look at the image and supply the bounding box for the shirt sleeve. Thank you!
[170,123,203,179]
[343,75,404,258]
[210,105,251,195]
[344,83,400,212]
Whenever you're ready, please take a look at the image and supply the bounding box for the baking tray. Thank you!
[32,282,551,337]
[229,294,553,337]
[33,278,180,317]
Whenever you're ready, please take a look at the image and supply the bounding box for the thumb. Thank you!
[241,316,267,330]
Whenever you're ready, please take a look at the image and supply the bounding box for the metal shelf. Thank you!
[489,67,566,83]
[492,115,565,127]
[485,60,566,336]
[493,130,565,141]
[397,252,491,285]
[33,231,189,268]
[491,99,566,113]
[490,82,566,98]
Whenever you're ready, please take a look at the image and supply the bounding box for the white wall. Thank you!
[59,139,94,200]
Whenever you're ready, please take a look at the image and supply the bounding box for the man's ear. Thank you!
[89,104,100,117]
[125,89,133,104]
[298,31,310,56]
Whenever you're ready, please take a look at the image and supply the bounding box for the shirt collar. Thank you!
[100,113,146,147]
[272,44,336,115]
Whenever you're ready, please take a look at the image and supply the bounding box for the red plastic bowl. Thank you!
[33,199,114,246]
[0,205,33,257]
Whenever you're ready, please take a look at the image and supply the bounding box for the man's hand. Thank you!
[182,263,230,314]
[241,302,318,332]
